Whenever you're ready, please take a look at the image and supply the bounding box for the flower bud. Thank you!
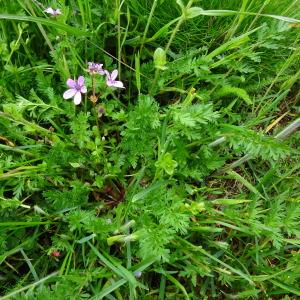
[154,48,167,70]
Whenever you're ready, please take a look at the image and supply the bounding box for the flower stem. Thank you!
[140,0,159,53]
[92,74,96,97]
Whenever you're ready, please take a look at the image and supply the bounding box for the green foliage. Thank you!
[223,124,291,160]
[214,85,252,105]
[0,0,299,299]
[69,112,92,149]
[43,180,90,211]
[155,152,178,175]
[121,95,160,167]
[170,102,219,140]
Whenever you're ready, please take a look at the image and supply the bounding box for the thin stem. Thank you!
[4,25,23,68]
[24,0,54,51]
[92,74,96,97]
[225,0,250,41]
[275,118,300,140]
[150,0,194,95]
[246,0,271,31]
[165,0,194,52]
[208,137,227,148]
[12,21,35,66]
[117,0,121,79]
[262,43,300,101]
[77,0,86,28]
[140,0,159,52]
[283,0,300,15]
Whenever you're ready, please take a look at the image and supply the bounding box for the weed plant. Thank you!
[0,0,300,299]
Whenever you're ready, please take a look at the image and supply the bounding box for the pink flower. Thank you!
[88,62,105,75]
[105,70,124,89]
[44,7,61,16]
[63,76,87,105]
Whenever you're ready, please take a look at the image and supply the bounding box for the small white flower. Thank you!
[44,7,61,16]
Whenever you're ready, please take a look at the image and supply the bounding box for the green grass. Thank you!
[0,0,300,299]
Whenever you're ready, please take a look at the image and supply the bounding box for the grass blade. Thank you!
[0,272,58,300]
[0,14,92,36]
[88,242,137,287]
[186,8,300,23]
[92,278,127,300]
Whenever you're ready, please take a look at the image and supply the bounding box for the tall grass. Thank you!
[0,0,299,299]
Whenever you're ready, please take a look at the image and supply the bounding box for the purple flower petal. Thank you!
[66,79,76,88]
[134,271,142,278]
[73,92,82,105]
[80,86,87,93]
[112,81,124,88]
[63,76,88,105]
[111,70,118,81]
[54,9,61,15]
[77,76,85,86]
[106,79,114,87]
[63,89,76,99]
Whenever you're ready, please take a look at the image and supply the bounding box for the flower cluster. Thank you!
[63,62,124,105]
[87,62,105,75]
[87,62,124,88]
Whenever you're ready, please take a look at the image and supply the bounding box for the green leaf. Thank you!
[184,8,300,23]
[145,18,180,43]
[158,271,190,300]
[0,14,92,36]
[0,221,52,227]
[212,199,252,205]
[270,279,300,296]
[205,27,261,61]
[174,112,196,127]
[190,226,223,233]
[155,153,178,175]
[0,272,59,300]
[186,8,236,18]
[76,233,97,244]
[92,278,127,300]
[88,242,137,287]
[226,170,263,197]
[0,196,22,209]
[132,181,166,202]
[92,256,157,299]
[135,52,141,94]
[214,86,252,105]
[69,162,81,168]
[186,7,203,18]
